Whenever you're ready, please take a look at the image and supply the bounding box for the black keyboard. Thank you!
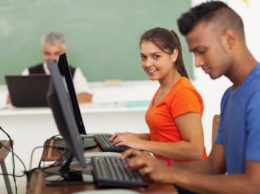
[92,156,147,188]
[94,134,129,152]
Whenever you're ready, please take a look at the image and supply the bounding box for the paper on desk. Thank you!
[73,189,139,194]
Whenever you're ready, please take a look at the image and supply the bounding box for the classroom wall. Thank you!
[0,0,192,83]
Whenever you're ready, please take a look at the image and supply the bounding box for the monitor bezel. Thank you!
[57,53,86,135]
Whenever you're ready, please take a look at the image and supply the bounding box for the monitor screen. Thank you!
[57,53,86,135]
[47,59,85,168]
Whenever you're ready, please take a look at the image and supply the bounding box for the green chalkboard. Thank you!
[0,0,192,84]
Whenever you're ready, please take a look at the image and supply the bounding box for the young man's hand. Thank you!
[125,150,175,183]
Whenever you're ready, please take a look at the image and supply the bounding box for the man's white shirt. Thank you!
[22,62,92,95]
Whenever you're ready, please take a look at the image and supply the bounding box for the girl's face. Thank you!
[140,41,177,81]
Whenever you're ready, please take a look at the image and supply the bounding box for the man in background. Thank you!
[22,32,92,103]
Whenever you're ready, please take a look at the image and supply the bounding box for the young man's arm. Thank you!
[125,145,260,194]
[123,144,225,176]
[172,160,260,194]
[171,144,226,174]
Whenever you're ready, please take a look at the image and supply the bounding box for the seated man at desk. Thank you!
[22,32,92,103]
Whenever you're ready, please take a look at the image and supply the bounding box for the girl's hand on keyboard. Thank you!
[110,132,139,141]
[111,132,145,149]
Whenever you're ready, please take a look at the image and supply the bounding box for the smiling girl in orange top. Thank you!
[111,27,207,165]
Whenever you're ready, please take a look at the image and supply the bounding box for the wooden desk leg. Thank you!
[1,161,13,194]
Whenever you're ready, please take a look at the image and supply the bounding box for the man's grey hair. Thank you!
[40,32,66,49]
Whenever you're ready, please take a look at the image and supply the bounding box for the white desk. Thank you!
[0,102,149,171]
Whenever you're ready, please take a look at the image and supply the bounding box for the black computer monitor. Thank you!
[56,53,96,149]
[46,59,86,184]
[57,53,86,135]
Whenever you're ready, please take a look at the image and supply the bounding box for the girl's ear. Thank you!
[171,48,179,63]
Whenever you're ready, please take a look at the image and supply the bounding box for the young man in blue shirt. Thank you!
[122,1,260,193]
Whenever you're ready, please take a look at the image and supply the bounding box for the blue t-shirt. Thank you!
[215,64,260,174]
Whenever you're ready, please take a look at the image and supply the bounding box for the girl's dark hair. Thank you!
[140,27,189,78]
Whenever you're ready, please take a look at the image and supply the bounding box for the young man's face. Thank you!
[185,22,232,79]
[42,42,64,63]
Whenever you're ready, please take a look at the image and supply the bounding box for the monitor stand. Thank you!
[54,136,97,149]
[45,151,88,185]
